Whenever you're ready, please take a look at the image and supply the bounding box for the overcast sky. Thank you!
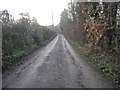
[0,0,69,26]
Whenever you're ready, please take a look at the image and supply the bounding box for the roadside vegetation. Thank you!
[68,39,119,87]
[1,10,57,70]
[60,1,120,87]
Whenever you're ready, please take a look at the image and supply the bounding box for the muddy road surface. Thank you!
[3,34,112,88]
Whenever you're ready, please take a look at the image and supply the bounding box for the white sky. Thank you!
[0,0,69,26]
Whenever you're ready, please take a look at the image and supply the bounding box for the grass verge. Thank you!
[2,44,38,70]
[67,38,120,88]
[2,37,56,71]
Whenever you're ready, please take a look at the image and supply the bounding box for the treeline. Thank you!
[1,10,57,70]
[60,1,120,87]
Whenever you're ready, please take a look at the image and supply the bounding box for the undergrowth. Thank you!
[2,38,54,71]
[68,39,120,88]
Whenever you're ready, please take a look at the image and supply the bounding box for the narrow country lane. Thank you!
[2,34,112,88]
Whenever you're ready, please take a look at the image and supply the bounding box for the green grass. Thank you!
[2,44,38,70]
[67,39,120,88]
